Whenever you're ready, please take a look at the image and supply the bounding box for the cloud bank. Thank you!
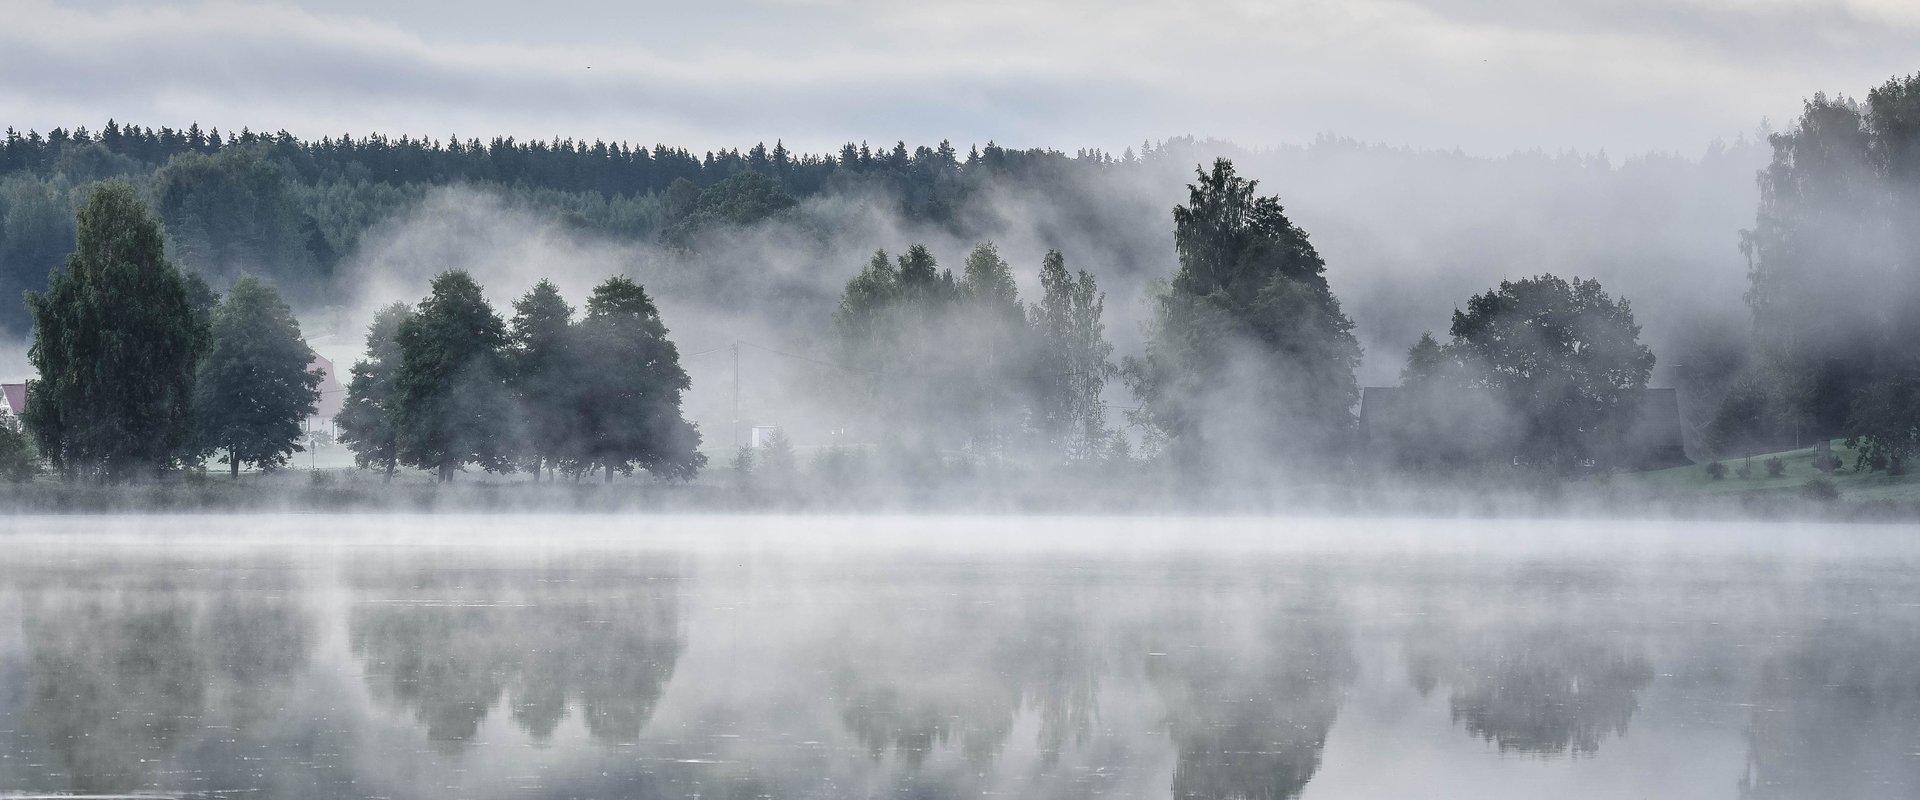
[6,0,1920,154]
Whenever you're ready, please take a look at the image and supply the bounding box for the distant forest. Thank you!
[8,71,1920,481]
[0,122,1143,333]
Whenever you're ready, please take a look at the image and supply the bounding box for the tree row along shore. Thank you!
[2,74,1918,509]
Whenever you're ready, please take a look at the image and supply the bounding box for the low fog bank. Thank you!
[313,134,1765,455]
[0,465,1905,523]
[0,130,1780,515]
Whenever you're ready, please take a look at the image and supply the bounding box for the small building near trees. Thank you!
[306,354,344,437]
[0,383,24,431]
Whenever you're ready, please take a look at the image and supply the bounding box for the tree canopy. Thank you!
[336,302,413,478]
[393,270,519,480]
[191,276,323,475]
[23,182,206,480]
[1126,158,1360,476]
[569,276,705,481]
[1404,274,1654,470]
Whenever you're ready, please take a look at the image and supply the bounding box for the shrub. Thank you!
[1765,457,1785,478]
[1735,459,1753,480]
[1813,453,1841,474]
[1705,461,1727,480]
[1802,477,1840,501]
[0,425,39,483]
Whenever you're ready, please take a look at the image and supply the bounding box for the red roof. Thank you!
[1,383,23,416]
[309,354,345,418]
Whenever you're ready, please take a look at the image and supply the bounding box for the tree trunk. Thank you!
[230,444,240,478]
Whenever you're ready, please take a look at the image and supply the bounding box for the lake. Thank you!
[0,514,1915,799]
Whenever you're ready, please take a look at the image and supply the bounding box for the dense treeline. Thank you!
[335,271,703,483]
[1674,73,1920,472]
[825,242,1118,467]
[9,74,1920,494]
[16,183,701,484]
[0,120,1143,333]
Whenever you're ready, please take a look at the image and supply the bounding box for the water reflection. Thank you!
[0,535,1914,799]
[5,561,313,793]
[1408,624,1653,757]
[347,559,684,747]
[1740,623,1920,798]
[1147,599,1352,800]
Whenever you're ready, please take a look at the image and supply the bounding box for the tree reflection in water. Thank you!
[0,539,1915,800]
[6,560,314,794]
[1146,592,1354,800]
[347,558,684,749]
[824,573,1104,774]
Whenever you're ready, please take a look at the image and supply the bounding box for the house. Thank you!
[1359,386,1689,470]
[0,383,23,431]
[308,354,345,437]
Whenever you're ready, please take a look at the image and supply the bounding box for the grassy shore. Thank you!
[1619,439,1920,505]
[0,458,1915,521]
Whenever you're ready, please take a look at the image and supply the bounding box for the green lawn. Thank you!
[1622,439,1920,501]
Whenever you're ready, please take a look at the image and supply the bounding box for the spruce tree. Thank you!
[24,182,207,481]
[192,276,323,476]
[336,303,412,479]
[393,270,518,481]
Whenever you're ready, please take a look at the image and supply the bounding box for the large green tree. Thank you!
[508,280,576,480]
[336,302,412,479]
[393,270,519,481]
[1408,274,1655,470]
[24,182,207,481]
[569,276,704,481]
[1125,158,1361,474]
[191,276,322,476]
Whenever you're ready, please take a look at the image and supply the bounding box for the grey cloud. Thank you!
[7,0,1920,154]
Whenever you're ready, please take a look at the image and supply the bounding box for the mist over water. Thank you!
[2,515,1915,799]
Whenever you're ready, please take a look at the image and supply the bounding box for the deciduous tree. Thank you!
[393,270,518,480]
[191,276,322,476]
[24,182,206,480]
[336,303,413,479]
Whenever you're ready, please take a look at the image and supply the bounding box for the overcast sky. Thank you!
[5,0,1920,157]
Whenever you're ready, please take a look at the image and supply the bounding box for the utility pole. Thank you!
[731,342,741,448]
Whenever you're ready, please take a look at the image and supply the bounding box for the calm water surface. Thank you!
[0,515,1916,799]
